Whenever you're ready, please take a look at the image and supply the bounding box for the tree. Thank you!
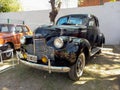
[0,0,21,12]
[99,0,103,5]
[49,0,62,25]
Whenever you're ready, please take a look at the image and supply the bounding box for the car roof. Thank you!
[0,23,14,26]
[58,14,96,19]
[0,23,26,27]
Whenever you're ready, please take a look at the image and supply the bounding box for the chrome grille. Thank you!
[34,39,46,52]
[25,38,54,60]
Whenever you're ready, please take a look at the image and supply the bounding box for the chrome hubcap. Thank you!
[76,55,85,77]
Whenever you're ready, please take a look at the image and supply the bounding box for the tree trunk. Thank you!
[99,0,103,5]
[49,0,62,25]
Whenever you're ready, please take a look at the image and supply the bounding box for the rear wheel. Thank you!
[68,52,85,81]
[2,44,13,60]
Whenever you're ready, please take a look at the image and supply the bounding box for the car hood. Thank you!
[34,25,87,38]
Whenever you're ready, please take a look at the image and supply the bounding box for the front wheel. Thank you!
[2,44,13,60]
[68,52,85,81]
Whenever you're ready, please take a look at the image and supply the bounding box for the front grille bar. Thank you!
[26,38,54,60]
[33,38,46,55]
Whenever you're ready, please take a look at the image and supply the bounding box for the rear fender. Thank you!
[97,33,105,46]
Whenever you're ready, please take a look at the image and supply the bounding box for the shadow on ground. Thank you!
[0,46,120,90]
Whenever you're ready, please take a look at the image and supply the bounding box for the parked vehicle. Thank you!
[0,24,33,59]
[17,14,105,80]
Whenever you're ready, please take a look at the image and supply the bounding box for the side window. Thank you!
[22,26,28,32]
[8,26,15,32]
[89,18,96,27]
[15,26,23,33]
[1,25,9,32]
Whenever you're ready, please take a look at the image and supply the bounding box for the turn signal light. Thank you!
[41,56,48,63]
[23,53,27,59]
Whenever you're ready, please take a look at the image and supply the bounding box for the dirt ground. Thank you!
[0,45,120,90]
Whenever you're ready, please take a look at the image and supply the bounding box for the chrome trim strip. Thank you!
[33,39,35,55]
[20,59,70,73]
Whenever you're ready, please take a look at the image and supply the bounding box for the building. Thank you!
[78,0,119,7]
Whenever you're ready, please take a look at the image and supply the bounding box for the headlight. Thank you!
[0,44,3,47]
[54,37,64,48]
[20,36,26,44]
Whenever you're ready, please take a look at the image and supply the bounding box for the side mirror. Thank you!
[89,21,94,26]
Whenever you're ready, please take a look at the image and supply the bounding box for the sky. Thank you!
[19,0,50,11]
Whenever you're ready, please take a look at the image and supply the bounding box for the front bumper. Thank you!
[19,59,70,73]
[0,44,8,51]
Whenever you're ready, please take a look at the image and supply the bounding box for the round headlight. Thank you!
[20,36,26,44]
[54,37,64,48]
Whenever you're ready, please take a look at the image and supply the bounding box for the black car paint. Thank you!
[20,14,105,66]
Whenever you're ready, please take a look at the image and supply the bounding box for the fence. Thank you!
[0,49,15,73]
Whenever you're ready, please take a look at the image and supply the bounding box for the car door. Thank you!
[12,26,23,49]
[86,17,98,47]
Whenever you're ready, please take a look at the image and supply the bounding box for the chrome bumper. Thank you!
[19,59,70,73]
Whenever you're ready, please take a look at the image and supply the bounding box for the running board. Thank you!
[90,47,101,56]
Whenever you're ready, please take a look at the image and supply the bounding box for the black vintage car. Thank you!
[17,14,105,80]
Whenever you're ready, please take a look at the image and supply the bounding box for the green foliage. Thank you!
[0,0,21,12]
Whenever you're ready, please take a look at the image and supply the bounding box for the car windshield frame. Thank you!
[56,15,88,26]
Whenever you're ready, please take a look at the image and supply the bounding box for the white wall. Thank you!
[0,2,120,45]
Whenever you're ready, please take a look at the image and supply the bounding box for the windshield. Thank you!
[0,24,14,33]
[56,15,88,25]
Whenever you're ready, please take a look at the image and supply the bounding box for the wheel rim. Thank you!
[6,52,12,57]
[5,44,12,58]
[76,54,85,77]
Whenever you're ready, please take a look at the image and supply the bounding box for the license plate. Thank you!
[27,54,37,62]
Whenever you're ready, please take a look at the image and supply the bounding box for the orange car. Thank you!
[0,24,33,59]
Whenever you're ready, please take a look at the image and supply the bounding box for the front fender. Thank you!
[66,38,91,53]
[54,38,91,65]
